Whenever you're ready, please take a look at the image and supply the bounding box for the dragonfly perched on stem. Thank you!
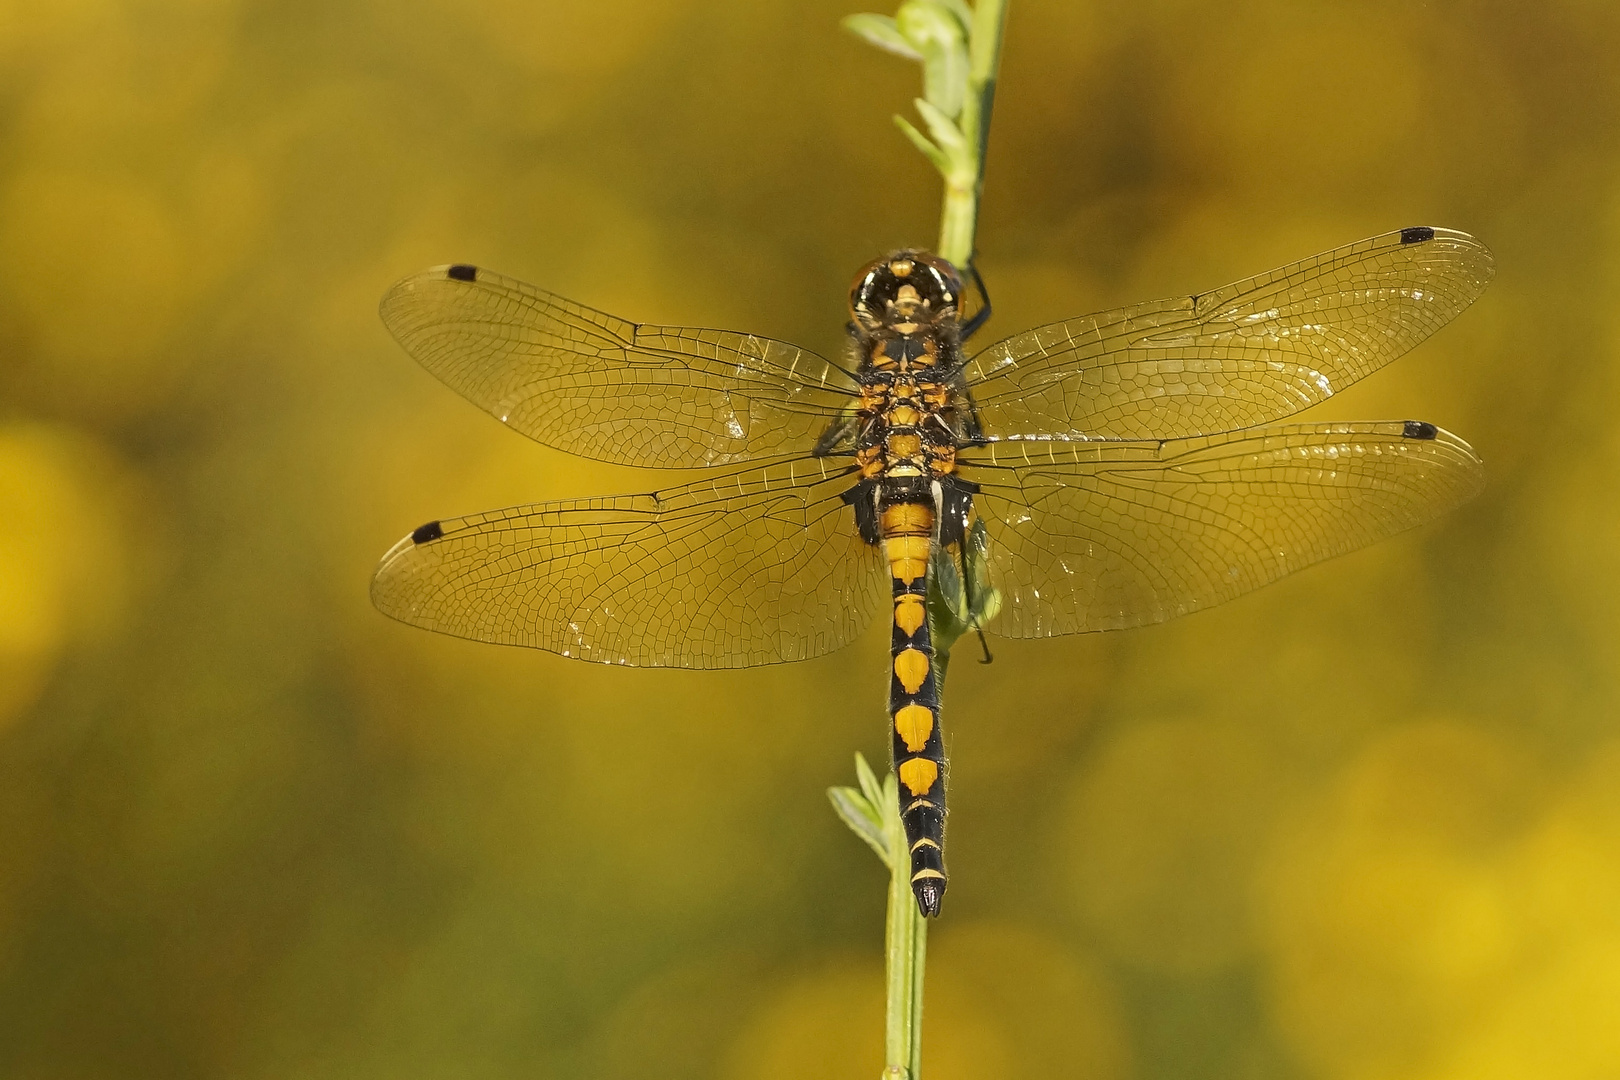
[371,225,1491,916]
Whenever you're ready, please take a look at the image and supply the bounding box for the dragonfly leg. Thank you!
[957,541,995,665]
[959,262,993,342]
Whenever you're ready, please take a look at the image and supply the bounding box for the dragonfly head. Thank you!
[850,251,964,336]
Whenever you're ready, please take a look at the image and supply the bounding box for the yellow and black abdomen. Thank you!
[881,497,949,916]
[839,422,956,916]
[838,304,973,918]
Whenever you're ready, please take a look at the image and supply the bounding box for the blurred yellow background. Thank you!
[1,1,1617,1077]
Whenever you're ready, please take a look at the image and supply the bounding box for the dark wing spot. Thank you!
[1402,420,1439,440]
[411,520,445,544]
[1400,226,1436,245]
[446,264,478,282]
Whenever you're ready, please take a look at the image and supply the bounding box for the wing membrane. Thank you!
[958,422,1484,638]
[964,228,1494,440]
[370,457,885,667]
[380,266,857,468]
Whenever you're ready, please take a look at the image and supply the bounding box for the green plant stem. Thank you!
[889,5,1005,1075]
[935,0,1007,266]
[885,780,927,1078]
[889,0,1005,1040]
[834,5,1010,1076]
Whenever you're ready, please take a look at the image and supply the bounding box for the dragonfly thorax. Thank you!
[851,367,965,484]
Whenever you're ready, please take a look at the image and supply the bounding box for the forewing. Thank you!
[965,228,1494,440]
[958,422,1483,638]
[380,265,857,468]
[370,457,885,667]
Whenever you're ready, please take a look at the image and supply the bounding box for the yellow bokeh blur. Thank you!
[718,925,1127,1080]
[1059,719,1290,973]
[2,1,1618,1078]
[1260,729,1620,1080]
[0,424,145,725]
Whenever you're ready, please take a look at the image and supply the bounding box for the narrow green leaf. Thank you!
[923,50,968,119]
[936,0,975,34]
[829,785,893,867]
[895,0,963,45]
[962,517,1003,625]
[855,752,886,809]
[893,113,951,173]
[928,517,1001,663]
[913,96,967,156]
[927,545,968,658]
[841,13,925,60]
[897,1,968,116]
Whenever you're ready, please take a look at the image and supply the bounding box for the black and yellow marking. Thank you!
[882,495,950,917]
[843,249,978,918]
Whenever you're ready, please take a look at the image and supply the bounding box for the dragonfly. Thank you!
[371,225,1492,916]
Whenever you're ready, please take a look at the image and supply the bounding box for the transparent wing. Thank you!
[957,422,1484,638]
[370,457,885,667]
[964,227,1494,440]
[380,265,858,468]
